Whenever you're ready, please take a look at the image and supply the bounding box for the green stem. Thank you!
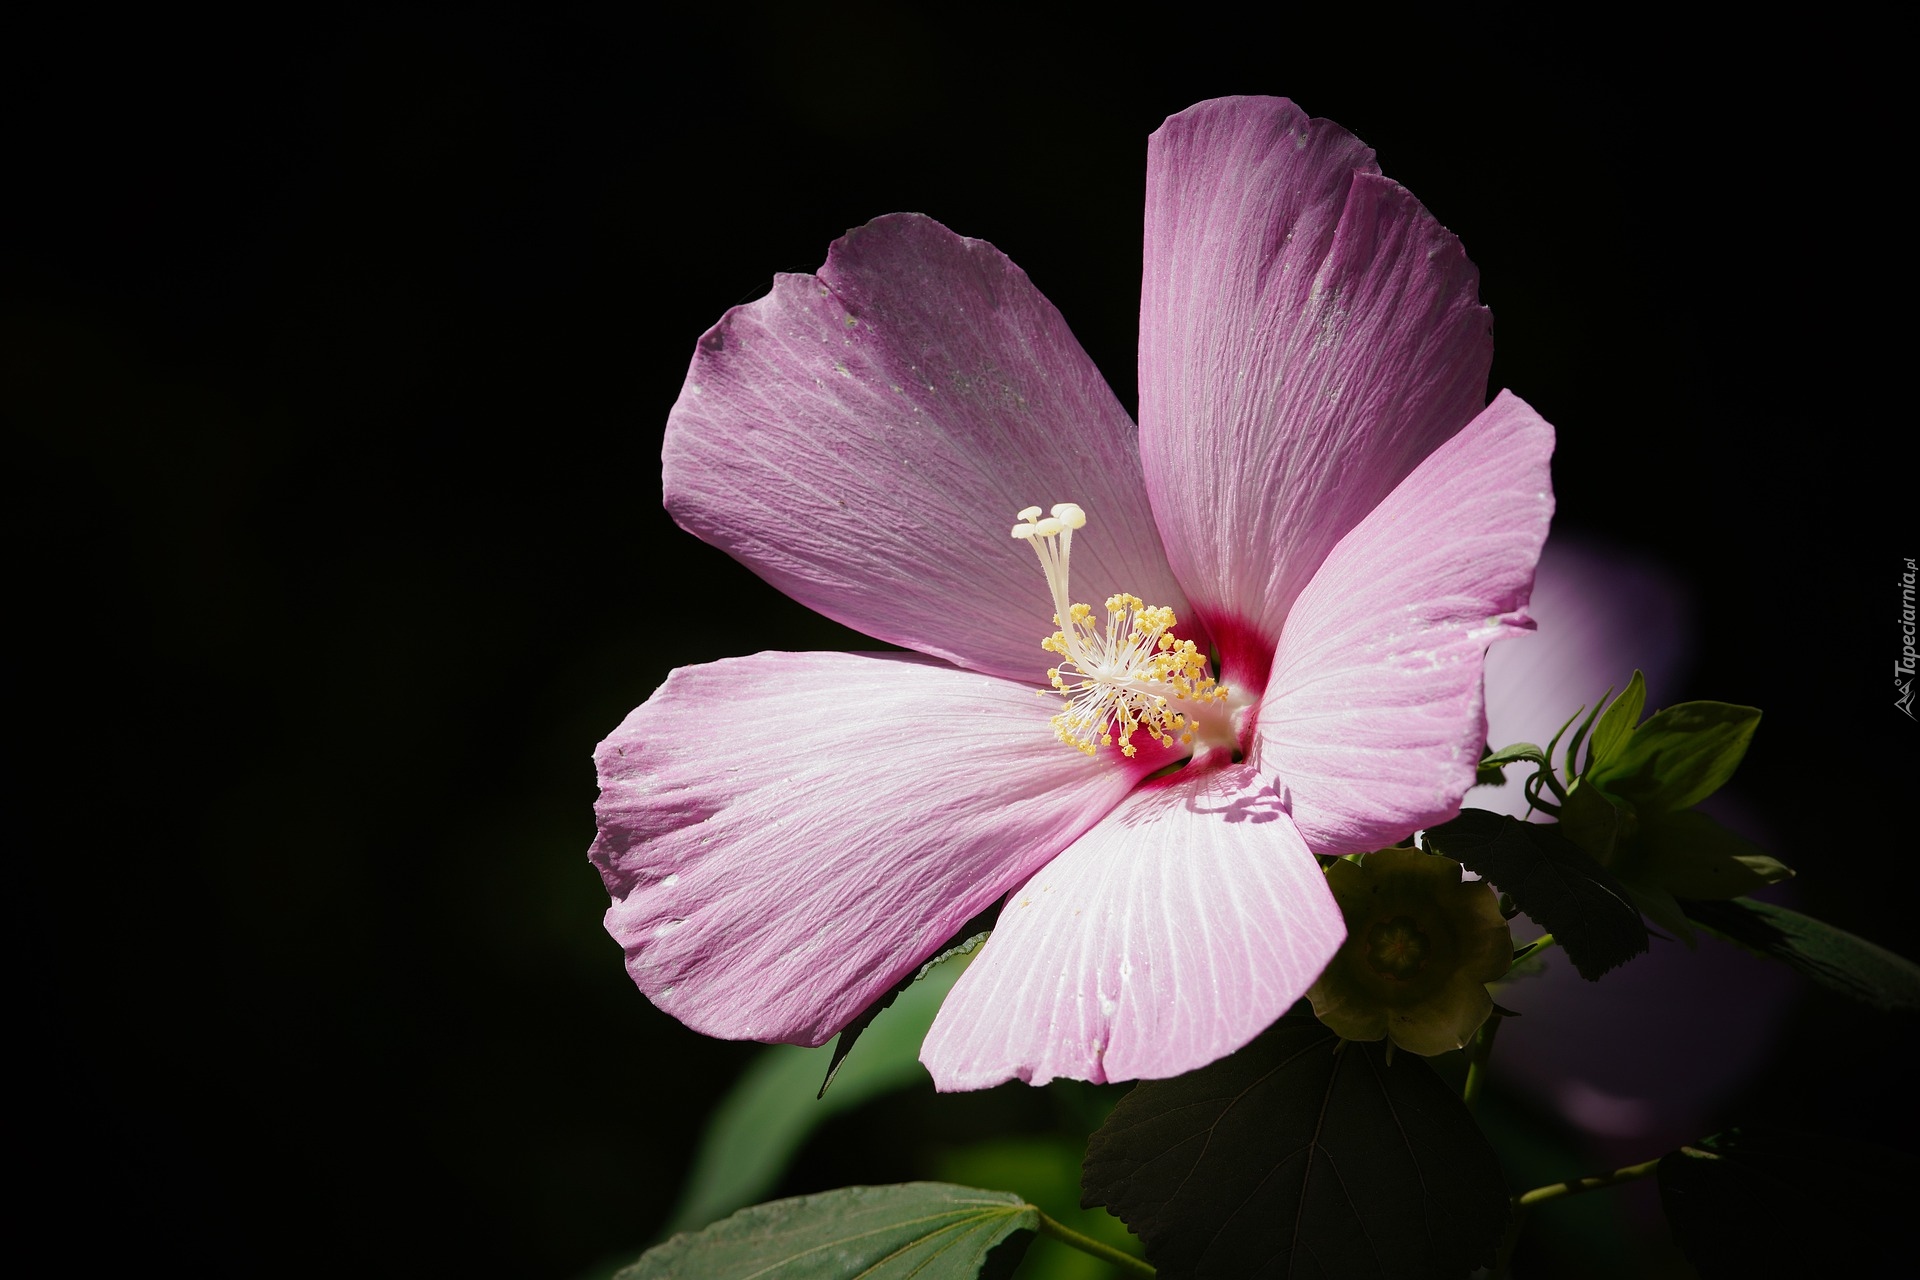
[1510,933,1557,965]
[1491,1157,1664,1279]
[1461,1012,1503,1113]
[1037,1212,1155,1276]
[1514,1156,1661,1208]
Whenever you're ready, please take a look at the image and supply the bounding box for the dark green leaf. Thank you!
[1587,701,1759,812]
[1584,669,1645,773]
[1630,810,1792,901]
[1658,1128,1912,1276]
[1081,1014,1509,1278]
[1621,879,1696,947]
[1681,897,1920,1012]
[1422,810,1648,979]
[1555,780,1631,867]
[624,1183,1037,1280]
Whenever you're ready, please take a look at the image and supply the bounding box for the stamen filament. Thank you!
[1012,503,1230,758]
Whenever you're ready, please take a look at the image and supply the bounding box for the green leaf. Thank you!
[624,1184,1038,1280]
[1561,691,1610,785]
[1482,743,1548,769]
[1584,669,1645,774]
[1628,810,1793,901]
[1477,742,1547,788]
[1681,897,1920,1012]
[1422,810,1648,979]
[1658,1128,1911,1276]
[1587,701,1760,812]
[820,932,989,1098]
[1555,780,1633,868]
[1477,743,1551,788]
[936,1137,1144,1280]
[665,950,975,1235]
[1620,879,1697,947]
[1541,705,1582,767]
[1081,1013,1509,1278]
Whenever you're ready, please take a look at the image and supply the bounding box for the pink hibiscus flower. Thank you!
[591,96,1555,1089]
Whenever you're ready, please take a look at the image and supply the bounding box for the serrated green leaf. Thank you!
[1588,701,1760,812]
[665,952,975,1236]
[1681,898,1920,1012]
[1629,811,1793,901]
[1477,743,1546,788]
[1081,1014,1509,1278]
[1584,669,1645,774]
[1482,742,1548,770]
[1422,810,1648,980]
[1658,1128,1911,1276]
[624,1183,1038,1280]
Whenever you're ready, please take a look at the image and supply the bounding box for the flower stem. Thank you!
[1461,1011,1503,1113]
[1509,933,1557,966]
[1036,1211,1155,1276]
[1491,1156,1665,1278]
[1514,1156,1662,1208]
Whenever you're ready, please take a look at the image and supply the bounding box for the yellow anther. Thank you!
[1009,500,1231,760]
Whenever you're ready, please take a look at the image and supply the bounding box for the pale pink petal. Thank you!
[591,651,1158,1046]
[664,213,1188,685]
[1254,390,1554,855]
[1473,539,1694,819]
[920,762,1345,1089]
[1138,97,1494,658]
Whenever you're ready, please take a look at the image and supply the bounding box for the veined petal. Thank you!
[1254,391,1554,855]
[591,651,1153,1046]
[665,213,1187,684]
[921,762,1345,1089]
[1139,97,1494,653]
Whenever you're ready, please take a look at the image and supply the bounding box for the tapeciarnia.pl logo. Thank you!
[1899,557,1917,719]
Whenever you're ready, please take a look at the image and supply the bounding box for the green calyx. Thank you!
[1307,848,1513,1056]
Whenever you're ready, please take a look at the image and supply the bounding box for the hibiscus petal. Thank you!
[921,762,1345,1089]
[591,650,1155,1046]
[1138,96,1495,654]
[665,213,1186,684]
[1254,390,1555,855]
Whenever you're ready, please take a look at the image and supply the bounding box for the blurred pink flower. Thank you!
[591,97,1554,1089]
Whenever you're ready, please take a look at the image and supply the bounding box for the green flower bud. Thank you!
[1307,848,1513,1056]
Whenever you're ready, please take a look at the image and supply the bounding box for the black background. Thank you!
[10,7,1908,1277]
